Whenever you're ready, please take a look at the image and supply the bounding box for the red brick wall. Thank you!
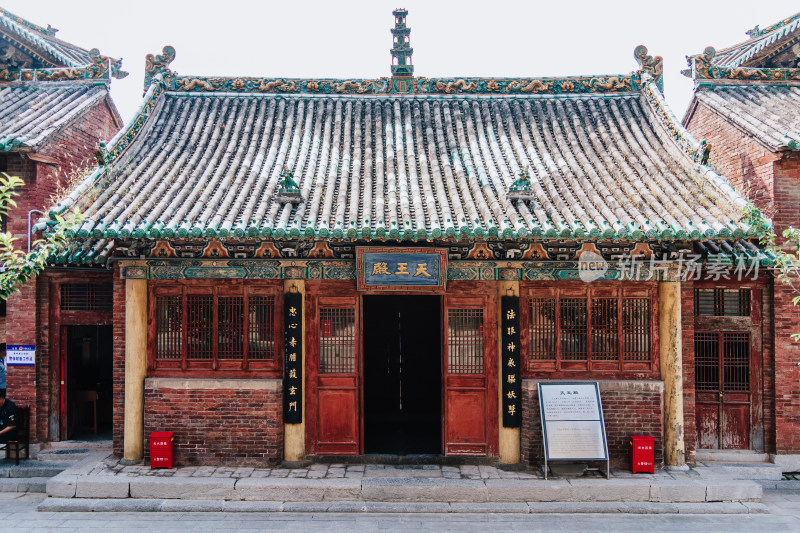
[685,102,779,213]
[521,380,664,469]
[143,380,283,466]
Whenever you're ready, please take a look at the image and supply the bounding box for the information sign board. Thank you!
[6,345,35,366]
[538,382,608,478]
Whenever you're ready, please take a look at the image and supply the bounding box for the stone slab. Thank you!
[484,479,571,502]
[675,502,749,514]
[718,464,784,481]
[450,502,530,513]
[46,474,77,498]
[37,498,96,512]
[76,478,130,498]
[360,477,487,502]
[361,501,451,513]
[92,498,162,512]
[160,499,224,512]
[15,478,48,493]
[705,481,762,502]
[770,453,800,472]
[223,501,284,512]
[650,481,707,502]
[233,477,360,501]
[566,478,651,502]
[129,476,235,499]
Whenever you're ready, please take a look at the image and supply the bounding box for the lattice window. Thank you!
[694,332,750,393]
[591,298,618,361]
[152,285,278,371]
[186,295,213,360]
[447,308,484,374]
[695,288,750,317]
[155,296,182,360]
[60,283,113,311]
[623,298,650,362]
[695,332,719,391]
[248,296,275,360]
[560,298,587,361]
[525,288,653,372]
[528,298,555,360]
[319,307,356,374]
[723,333,749,392]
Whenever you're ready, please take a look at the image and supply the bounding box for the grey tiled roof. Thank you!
[0,83,110,151]
[1,7,97,67]
[694,85,800,151]
[56,84,750,243]
[713,13,800,67]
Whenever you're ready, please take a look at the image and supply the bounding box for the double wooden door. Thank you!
[305,281,497,457]
[695,332,751,449]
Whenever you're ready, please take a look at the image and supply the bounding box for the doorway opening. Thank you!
[64,325,113,440]
[363,295,441,455]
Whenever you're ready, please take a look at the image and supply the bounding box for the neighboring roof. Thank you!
[713,12,800,68]
[682,13,800,152]
[693,85,800,151]
[0,83,111,151]
[0,7,125,75]
[46,44,754,251]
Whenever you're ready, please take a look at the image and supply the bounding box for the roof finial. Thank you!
[390,9,413,78]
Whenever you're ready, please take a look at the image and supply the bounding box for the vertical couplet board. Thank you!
[500,296,522,427]
[538,382,609,479]
[443,282,498,456]
[283,292,303,424]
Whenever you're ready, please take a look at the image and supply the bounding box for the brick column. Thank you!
[660,279,685,467]
[123,278,147,463]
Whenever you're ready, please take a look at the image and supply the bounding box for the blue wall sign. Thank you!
[6,345,35,366]
[356,248,447,292]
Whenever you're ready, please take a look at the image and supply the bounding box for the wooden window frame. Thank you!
[148,280,283,378]
[521,282,658,379]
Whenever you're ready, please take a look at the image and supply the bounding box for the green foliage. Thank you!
[745,202,800,345]
[0,173,83,299]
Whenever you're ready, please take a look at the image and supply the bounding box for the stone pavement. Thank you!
[39,455,776,513]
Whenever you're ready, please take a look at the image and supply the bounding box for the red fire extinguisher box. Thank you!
[150,431,175,469]
[630,435,655,474]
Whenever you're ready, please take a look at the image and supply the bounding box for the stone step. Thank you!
[0,463,66,478]
[0,476,49,493]
[696,450,770,463]
[45,473,763,504]
[37,497,769,514]
[705,463,784,481]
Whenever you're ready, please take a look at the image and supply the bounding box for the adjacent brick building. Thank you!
[683,12,800,469]
[0,7,123,442]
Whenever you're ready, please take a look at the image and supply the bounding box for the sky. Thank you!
[5,1,798,124]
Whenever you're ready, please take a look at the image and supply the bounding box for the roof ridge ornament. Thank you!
[683,45,800,82]
[144,45,176,89]
[275,166,302,205]
[634,45,663,89]
[507,167,536,202]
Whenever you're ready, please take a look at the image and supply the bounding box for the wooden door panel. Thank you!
[443,284,497,457]
[697,403,720,449]
[445,387,487,455]
[317,387,359,453]
[722,404,749,450]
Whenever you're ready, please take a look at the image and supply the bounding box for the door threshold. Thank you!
[309,455,499,466]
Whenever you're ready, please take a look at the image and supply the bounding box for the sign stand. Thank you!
[538,381,609,480]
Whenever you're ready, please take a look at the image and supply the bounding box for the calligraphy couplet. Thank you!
[283,292,303,423]
[501,296,522,428]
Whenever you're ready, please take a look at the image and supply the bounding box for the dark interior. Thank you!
[363,295,441,455]
[66,325,113,439]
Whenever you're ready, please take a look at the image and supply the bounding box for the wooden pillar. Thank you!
[659,279,685,467]
[123,278,147,462]
[283,279,306,462]
[498,278,520,464]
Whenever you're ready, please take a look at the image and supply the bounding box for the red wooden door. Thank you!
[695,332,750,449]
[443,284,497,456]
[307,285,360,455]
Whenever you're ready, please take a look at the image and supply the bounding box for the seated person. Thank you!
[0,390,17,443]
